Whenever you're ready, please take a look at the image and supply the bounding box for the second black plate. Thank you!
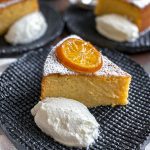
[64,6,150,54]
[0,1,64,57]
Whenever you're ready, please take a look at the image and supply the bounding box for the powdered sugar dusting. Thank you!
[0,0,22,8]
[127,0,150,8]
[44,35,130,77]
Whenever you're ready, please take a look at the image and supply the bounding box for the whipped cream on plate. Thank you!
[31,97,99,147]
[96,14,139,42]
[5,11,48,45]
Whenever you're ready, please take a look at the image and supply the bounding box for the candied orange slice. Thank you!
[56,38,103,73]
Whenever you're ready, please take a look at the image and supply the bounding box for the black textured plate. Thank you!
[0,1,64,57]
[0,47,150,150]
[64,6,150,54]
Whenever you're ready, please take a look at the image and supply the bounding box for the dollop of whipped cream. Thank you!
[5,11,47,45]
[96,14,139,42]
[31,97,99,147]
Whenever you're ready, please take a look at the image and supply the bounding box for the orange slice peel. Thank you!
[56,38,103,73]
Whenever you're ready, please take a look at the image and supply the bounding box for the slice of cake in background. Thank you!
[95,0,150,32]
[0,0,39,35]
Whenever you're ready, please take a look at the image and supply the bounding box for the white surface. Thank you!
[145,143,150,150]
[96,14,139,42]
[5,11,47,45]
[0,58,16,75]
[0,135,16,150]
[31,97,99,147]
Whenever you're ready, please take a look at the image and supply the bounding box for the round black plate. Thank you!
[0,1,64,57]
[64,6,150,54]
[0,47,150,150]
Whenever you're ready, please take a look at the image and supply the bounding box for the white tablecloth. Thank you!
[0,58,149,150]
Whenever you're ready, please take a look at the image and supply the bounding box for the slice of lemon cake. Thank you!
[41,35,131,107]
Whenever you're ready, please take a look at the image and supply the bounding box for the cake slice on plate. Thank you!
[41,35,131,107]
[0,0,39,35]
[95,0,150,32]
